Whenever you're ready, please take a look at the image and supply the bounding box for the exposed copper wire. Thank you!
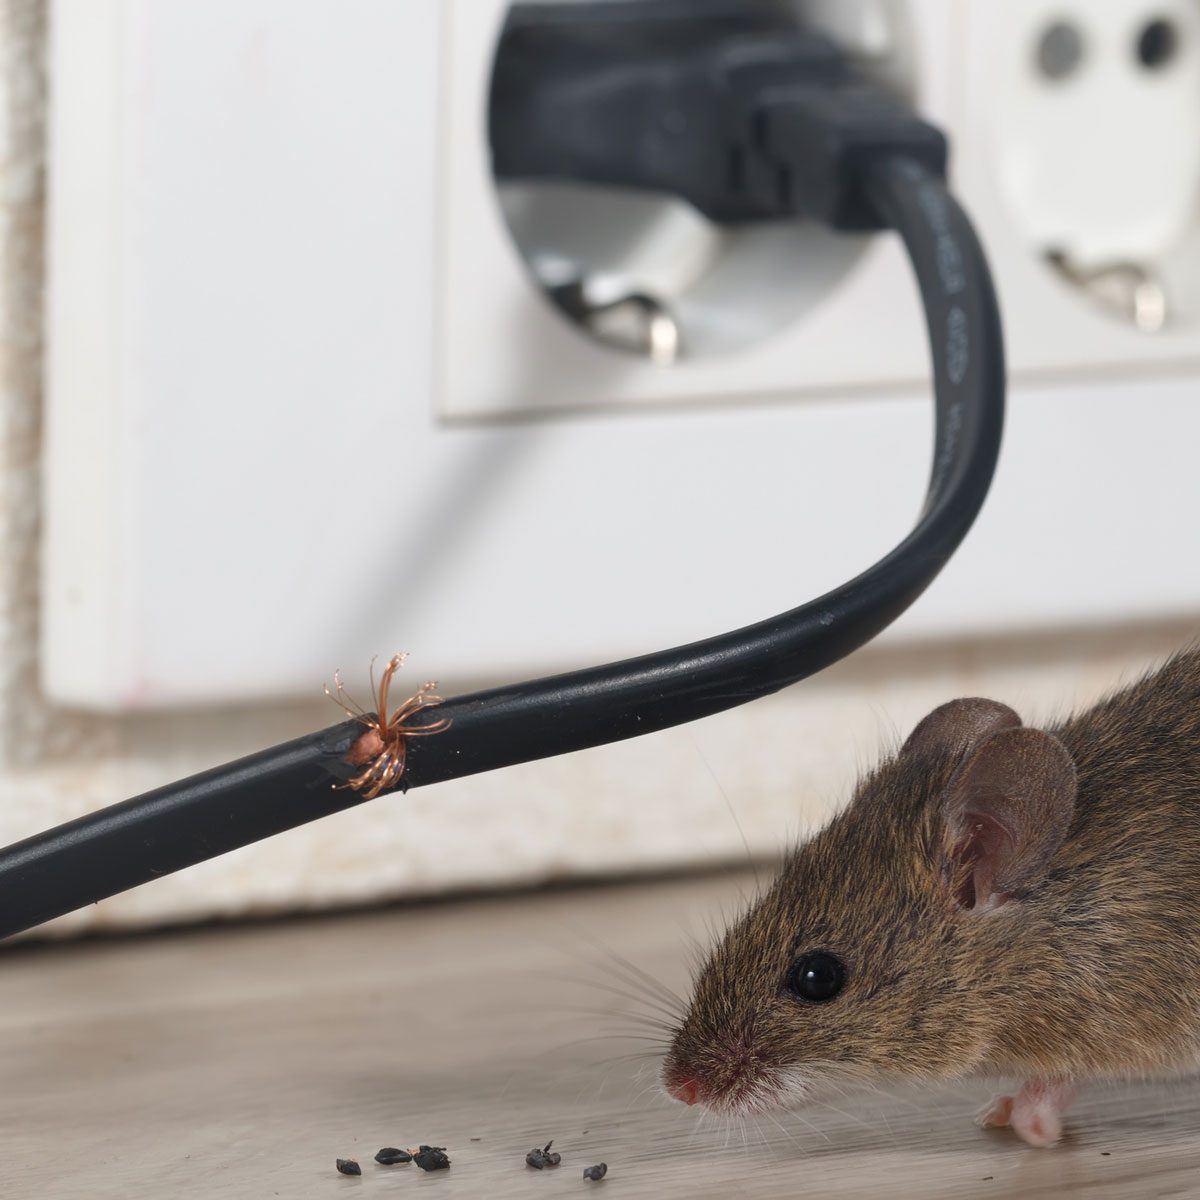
[324,654,451,798]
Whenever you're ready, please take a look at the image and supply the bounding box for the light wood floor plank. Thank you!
[1,871,1197,1198]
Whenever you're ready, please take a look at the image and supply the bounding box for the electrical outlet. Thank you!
[441,0,943,417]
[956,0,1200,355]
[41,0,1200,712]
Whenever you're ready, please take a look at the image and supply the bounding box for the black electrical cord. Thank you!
[401,161,1003,790]
[0,28,1005,940]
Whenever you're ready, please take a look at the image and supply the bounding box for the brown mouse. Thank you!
[662,647,1200,1147]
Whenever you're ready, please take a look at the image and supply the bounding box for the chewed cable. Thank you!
[0,18,1005,939]
[401,158,1004,788]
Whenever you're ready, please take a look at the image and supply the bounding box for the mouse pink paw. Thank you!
[978,1079,1074,1148]
[977,1094,1014,1130]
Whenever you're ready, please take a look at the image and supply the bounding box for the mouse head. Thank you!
[662,698,1077,1115]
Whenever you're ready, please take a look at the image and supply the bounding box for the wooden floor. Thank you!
[2,871,1200,1199]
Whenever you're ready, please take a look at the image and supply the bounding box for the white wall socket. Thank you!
[960,0,1200,339]
[42,0,1200,711]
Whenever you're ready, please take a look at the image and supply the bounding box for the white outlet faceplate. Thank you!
[440,0,940,415]
[960,0,1200,339]
[42,0,1200,711]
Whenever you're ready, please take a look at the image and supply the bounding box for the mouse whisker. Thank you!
[810,1095,880,1136]
[618,1073,665,1120]
[683,1105,708,1150]
[536,959,684,1012]
[574,941,690,1016]
[535,971,684,1026]
[547,1033,674,1053]
[534,1002,676,1032]
[565,1055,626,1111]
[687,729,765,893]
[729,1108,748,1156]
[751,1114,782,1160]
[578,1049,673,1074]
[780,1108,835,1146]
[677,924,712,977]
[548,924,691,1015]
[757,1105,819,1153]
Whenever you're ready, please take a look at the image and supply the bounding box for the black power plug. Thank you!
[0,1,1005,940]
[490,0,946,230]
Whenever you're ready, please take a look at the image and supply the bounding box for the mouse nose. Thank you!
[670,1078,700,1106]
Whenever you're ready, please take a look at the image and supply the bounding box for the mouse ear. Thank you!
[902,698,1022,760]
[939,727,1076,912]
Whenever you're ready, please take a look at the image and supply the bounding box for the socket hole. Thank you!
[1036,20,1086,81]
[1000,5,1200,332]
[1137,17,1178,69]
[488,0,919,362]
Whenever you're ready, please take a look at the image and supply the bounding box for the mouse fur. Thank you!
[662,646,1200,1146]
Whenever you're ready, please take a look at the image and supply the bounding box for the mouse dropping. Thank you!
[525,1139,561,1169]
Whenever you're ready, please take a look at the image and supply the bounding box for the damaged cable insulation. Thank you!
[0,13,1004,940]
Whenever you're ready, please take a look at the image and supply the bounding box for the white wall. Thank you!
[1,0,1197,936]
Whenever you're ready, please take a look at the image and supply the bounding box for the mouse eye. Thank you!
[786,952,847,1004]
